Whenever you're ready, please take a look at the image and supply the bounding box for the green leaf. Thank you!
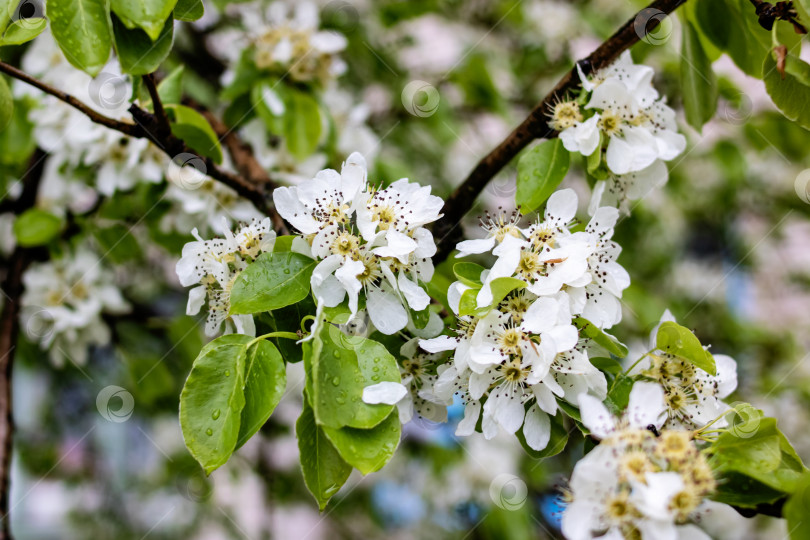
[0,77,11,133]
[296,399,352,510]
[574,317,629,358]
[516,139,570,212]
[516,411,569,459]
[680,21,717,132]
[655,321,716,375]
[179,335,249,474]
[272,235,296,252]
[157,66,184,104]
[785,472,810,540]
[110,0,177,41]
[230,251,316,315]
[165,104,223,163]
[710,413,807,494]
[710,471,787,508]
[322,409,401,475]
[47,0,112,76]
[453,262,485,287]
[236,340,286,448]
[173,0,203,21]
[0,97,35,165]
[312,326,400,429]
[13,209,62,247]
[284,87,322,161]
[112,14,173,75]
[0,18,47,46]
[693,0,768,77]
[458,277,526,317]
[605,374,633,413]
[92,224,142,263]
[589,356,623,376]
[763,51,810,131]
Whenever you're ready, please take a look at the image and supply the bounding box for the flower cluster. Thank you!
[176,218,276,336]
[274,152,443,335]
[21,249,130,366]
[417,189,627,449]
[635,311,738,430]
[240,1,347,85]
[551,51,686,212]
[563,383,718,540]
[20,35,166,198]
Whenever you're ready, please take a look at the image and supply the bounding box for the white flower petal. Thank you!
[362,381,407,405]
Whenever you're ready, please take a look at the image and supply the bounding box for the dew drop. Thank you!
[205,428,213,436]
[331,376,340,386]
[212,409,220,420]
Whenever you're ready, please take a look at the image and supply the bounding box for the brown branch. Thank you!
[0,62,142,137]
[0,60,287,232]
[432,0,689,262]
[142,73,172,138]
[0,148,48,539]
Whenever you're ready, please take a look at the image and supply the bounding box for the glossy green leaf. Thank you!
[112,14,173,75]
[589,356,623,376]
[322,409,401,475]
[0,77,11,132]
[230,251,316,315]
[157,66,184,104]
[785,472,810,540]
[458,277,526,317]
[605,373,633,414]
[179,335,249,474]
[284,87,322,161]
[13,209,62,247]
[47,0,112,76]
[0,17,47,46]
[693,0,767,77]
[656,321,716,375]
[680,20,717,132]
[296,399,352,510]
[312,327,400,429]
[272,235,296,252]
[111,0,177,41]
[174,0,203,21]
[574,317,628,358]
[236,340,287,448]
[453,262,485,287]
[763,52,810,131]
[165,104,223,163]
[516,139,570,212]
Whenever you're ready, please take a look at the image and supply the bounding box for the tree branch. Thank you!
[0,60,288,232]
[432,0,688,262]
[0,148,48,540]
[142,73,172,138]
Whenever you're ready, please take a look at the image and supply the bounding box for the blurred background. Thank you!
[3,0,810,538]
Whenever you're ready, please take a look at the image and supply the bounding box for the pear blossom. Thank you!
[274,152,441,335]
[362,338,450,424]
[633,311,738,430]
[563,382,720,540]
[235,1,347,84]
[20,249,130,366]
[176,218,276,336]
[552,51,685,207]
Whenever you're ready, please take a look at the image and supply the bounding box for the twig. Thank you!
[432,0,689,262]
[0,148,48,539]
[142,73,172,138]
[0,60,286,231]
[0,62,142,137]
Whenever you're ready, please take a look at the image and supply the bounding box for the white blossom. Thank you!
[176,218,276,336]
